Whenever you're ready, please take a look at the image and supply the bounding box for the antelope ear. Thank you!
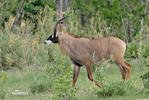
[56,24,60,33]
[56,23,64,35]
[59,23,64,32]
[60,21,63,33]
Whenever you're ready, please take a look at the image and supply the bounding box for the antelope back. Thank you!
[58,35,126,65]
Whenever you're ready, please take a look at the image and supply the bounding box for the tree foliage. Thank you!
[0,0,148,40]
[70,0,148,41]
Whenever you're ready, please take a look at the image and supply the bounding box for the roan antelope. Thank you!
[44,16,131,88]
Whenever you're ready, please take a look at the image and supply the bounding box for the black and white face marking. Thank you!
[44,16,67,45]
[44,34,58,45]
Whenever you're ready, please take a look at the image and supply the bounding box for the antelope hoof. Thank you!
[72,84,75,88]
[96,82,102,88]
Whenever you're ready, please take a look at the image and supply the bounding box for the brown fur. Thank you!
[63,32,82,38]
[50,17,131,88]
[57,32,131,88]
[59,33,126,65]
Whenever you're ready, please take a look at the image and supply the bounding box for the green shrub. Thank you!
[140,72,149,90]
[0,72,8,99]
[0,33,33,69]
[144,58,149,67]
[96,81,134,97]
[125,42,149,59]
[30,74,52,94]
[125,43,139,58]
[141,72,149,80]
[45,56,77,99]
[141,44,149,58]
[0,32,54,69]
[30,80,51,94]
[93,63,108,83]
[30,55,75,98]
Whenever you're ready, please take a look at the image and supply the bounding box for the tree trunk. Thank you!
[12,0,25,31]
[56,0,68,15]
[63,0,68,12]
[56,0,68,32]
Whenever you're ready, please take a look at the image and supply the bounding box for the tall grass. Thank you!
[0,8,55,69]
[0,32,56,69]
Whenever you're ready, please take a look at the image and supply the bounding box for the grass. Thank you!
[1,58,148,100]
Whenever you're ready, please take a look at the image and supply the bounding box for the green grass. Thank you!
[2,58,149,100]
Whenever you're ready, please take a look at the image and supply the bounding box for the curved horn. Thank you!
[53,16,67,37]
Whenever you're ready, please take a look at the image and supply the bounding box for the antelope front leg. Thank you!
[72,65,80,88]
[86,63,102,88]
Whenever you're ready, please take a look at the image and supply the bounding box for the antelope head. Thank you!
[44,16,66,45]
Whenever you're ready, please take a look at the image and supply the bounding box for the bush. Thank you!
[29,53,76,98]
[45,56,77,99]
[0,72,8,99]
[0,33,33,69]
[141,44,149,58]
[140,72,149,89]
[141,72,149,80]
[125,42,149,59]
[93,61,110,83]
[30,77,52,94]
[96,81,134,97]
[0,32,54,69]
[125,43,139,58]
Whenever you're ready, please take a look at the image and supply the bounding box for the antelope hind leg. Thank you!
[124,61,131,79]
